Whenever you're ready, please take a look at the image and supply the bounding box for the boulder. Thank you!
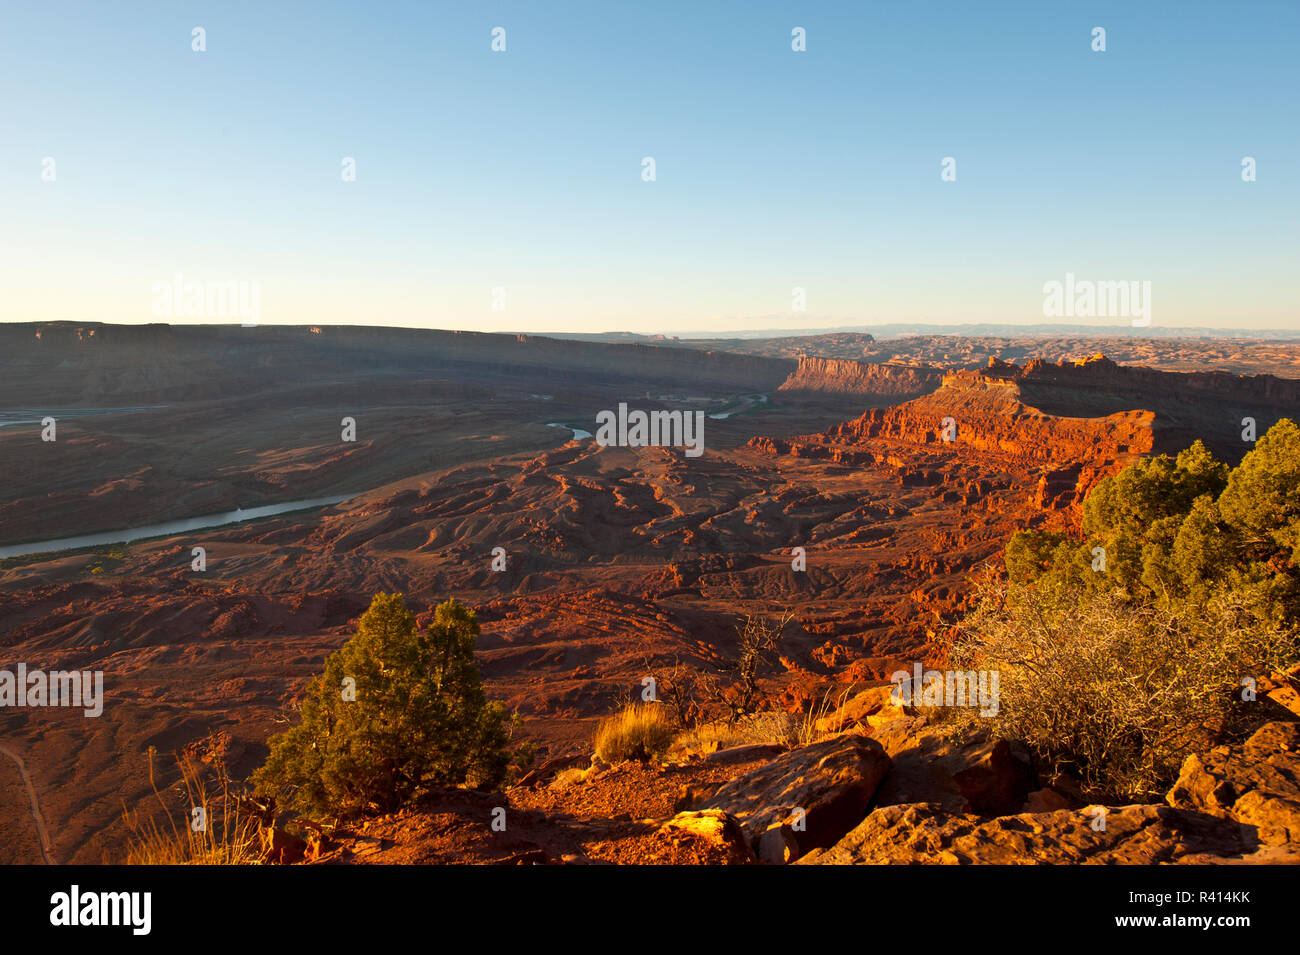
[798,802,1253,865]
[1261,664,1300,718]
[1267,684,1300,719]
[870,717,1035,815]
[813,685,903,735]
[658,809,753,862]
[701,743,787,765]
[949,739,1036,815]
[1166,720,1300,846]
[700,733,891,862]
[758,823,799,864]
[802,722,1300,865]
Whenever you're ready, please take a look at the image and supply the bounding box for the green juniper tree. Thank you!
[1004,420,1299,625]
[253,593,520,818]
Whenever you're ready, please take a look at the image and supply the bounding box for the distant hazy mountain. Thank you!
[544,323,1300,342]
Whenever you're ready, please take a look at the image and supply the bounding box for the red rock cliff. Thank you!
[777,356,943,397]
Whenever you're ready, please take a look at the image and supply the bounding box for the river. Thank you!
[0,495,352,559]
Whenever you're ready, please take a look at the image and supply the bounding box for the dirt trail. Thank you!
[0,743,55,864]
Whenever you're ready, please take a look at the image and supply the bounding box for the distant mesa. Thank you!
[777,356,942,399]
[752,352,1300,509]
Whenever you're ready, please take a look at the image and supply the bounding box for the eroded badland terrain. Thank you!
[2,322,1299,864]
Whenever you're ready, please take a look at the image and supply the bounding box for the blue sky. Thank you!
[1,0,1296,333]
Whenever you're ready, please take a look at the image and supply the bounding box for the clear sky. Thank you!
[1,1,1296,333]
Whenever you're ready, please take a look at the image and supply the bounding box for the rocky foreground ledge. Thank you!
[288,685,1299,865]
[689,703,1299,866]
[798,716,1299,865]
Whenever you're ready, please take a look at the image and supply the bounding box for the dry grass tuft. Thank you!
[674,709,802,753]
[122,742,261,865]
[593,703,676,764]
[796,683,860,744]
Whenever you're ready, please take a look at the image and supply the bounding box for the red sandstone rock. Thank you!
[700,734,892,863]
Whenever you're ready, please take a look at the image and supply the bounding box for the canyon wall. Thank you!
[1017,354,1300,407]
[776,356,943,398]
[994,354,1298,460]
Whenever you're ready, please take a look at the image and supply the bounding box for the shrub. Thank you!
[640,612,793,736]
[695,612,790,724]
[252,593,521,819]
[954,426,1300,800]
[1008,421,1300,627]
[593,703,675,764]
[639,655,707,729]
[951,578,1296,800]
[726,613,788,719]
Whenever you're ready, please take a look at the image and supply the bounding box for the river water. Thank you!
[0,495,352,559]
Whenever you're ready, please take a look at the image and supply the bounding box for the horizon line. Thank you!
[8,319,1300,340]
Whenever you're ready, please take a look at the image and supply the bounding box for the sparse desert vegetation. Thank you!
[122,739,260,865]
[593,703,676,764]
[951,581,1295,799]
[950,421,1300,799]
[252,593,527,820]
